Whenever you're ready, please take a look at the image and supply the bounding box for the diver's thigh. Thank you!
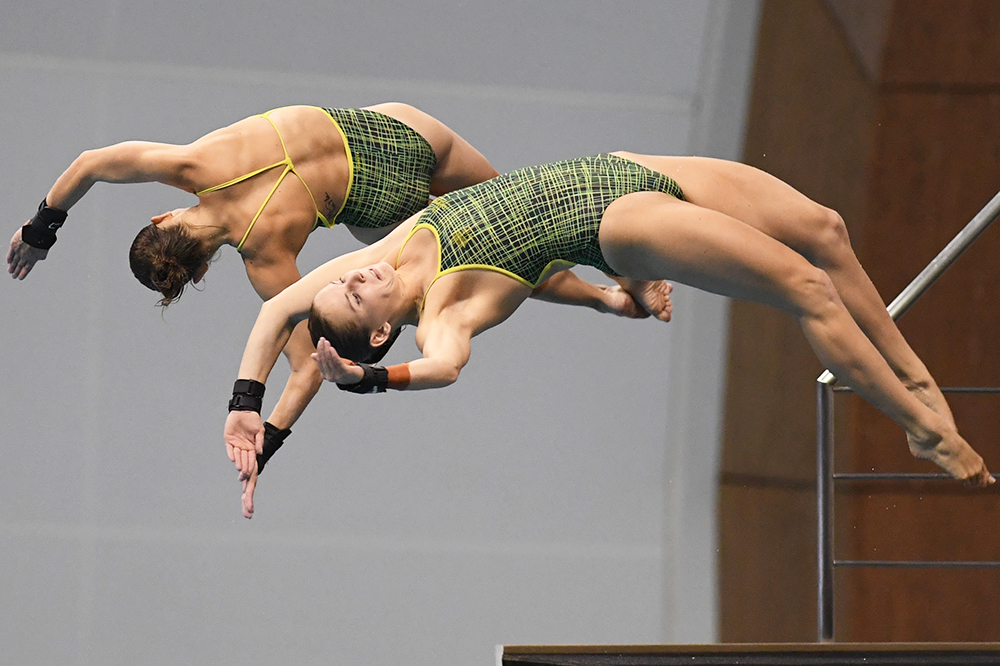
[617,153,827,238]
[599,190,817,312]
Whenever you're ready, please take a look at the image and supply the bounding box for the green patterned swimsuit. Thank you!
[402,154,684,306]
[322,107,437,229]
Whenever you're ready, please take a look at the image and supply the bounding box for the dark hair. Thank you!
[308,304,402,364]
[129,223,212,306]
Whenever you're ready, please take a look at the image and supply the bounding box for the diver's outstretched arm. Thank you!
[8,141,196,279]
[223,240,393,491]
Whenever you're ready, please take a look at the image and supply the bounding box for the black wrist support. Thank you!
[21,199,67,250]
[228,378,266,413]
[256,422,291,475]
[336,363,388,394]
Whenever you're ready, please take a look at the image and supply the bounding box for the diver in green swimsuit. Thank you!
[225,150,991,518]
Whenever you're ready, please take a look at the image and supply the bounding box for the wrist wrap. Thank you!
[336,363,388,394]
[21,199,67,250]
[228,378,266,413]
[256,422,291,475]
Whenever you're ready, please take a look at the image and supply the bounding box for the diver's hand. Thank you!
[225,411,263,474]
[312,337,364,385]
[225,410,264,518]
[7,227,48,279]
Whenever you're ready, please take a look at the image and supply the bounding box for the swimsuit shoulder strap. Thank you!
[194,113,292,196]
[397,221,443,315]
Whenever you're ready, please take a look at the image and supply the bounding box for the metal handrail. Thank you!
[816,189,1000,642]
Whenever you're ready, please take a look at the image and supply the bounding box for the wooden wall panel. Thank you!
[718,484,817,641]
[823,0,892,81]
[840,567,1000,642]
[881,0,1000,86]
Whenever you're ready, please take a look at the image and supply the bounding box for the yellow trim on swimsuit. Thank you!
[397,222,574,314]
[194,108,333,252]
[321,113,354,228]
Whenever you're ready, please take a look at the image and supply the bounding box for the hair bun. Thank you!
[128,223,211,307]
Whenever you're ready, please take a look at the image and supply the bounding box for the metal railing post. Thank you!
[817,379,835,642]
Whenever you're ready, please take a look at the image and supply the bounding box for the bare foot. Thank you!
[597,284,650,319]
[907,429,994,487]
[616,279,673,322]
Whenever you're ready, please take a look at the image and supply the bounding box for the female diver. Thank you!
[224,151,993,518]
[7,104,671,474]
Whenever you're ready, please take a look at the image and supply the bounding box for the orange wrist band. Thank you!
[387,363,411,390]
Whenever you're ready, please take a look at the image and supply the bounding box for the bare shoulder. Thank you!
[186,114,268,156]
[413,307,472,355]
[242,248,302,301]
[421,270,531,343]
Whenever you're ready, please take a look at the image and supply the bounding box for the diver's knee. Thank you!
[786,263,840,318]
[808,206,852,256]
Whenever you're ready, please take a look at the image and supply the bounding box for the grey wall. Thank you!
[0,1,759,664]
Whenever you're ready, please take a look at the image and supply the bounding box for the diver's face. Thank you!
[312,262,398,335]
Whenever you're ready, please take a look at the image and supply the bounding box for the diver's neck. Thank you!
[392,266,430,326]
[181,206,228,252]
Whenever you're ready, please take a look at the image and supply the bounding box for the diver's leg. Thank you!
[598,190,989,484]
